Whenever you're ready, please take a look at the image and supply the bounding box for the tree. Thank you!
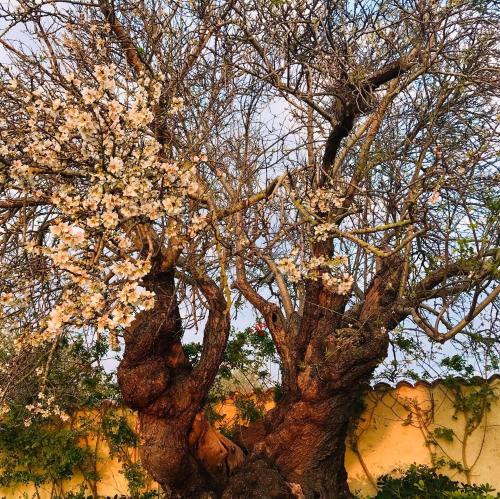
[0,0,498,497]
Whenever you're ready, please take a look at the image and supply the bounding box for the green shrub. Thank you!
[0,416,95,487]
[374,464,499,498]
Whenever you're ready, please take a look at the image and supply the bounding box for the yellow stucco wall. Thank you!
[1,377,499,498]
[345,378,500,496]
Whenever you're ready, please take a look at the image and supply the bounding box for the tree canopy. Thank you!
[0,0,499,497]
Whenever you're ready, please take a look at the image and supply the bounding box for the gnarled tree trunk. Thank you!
[116,252,400,498]
[117,269,243,497]
[226,324,387,498]
[222,255,402,498]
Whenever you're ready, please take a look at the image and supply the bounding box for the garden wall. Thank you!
[1,375,498,498]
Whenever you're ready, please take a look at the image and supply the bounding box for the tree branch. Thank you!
[411,249,499,302]
[98,0,146,75]
[411,285,500,343]
[0,198,45,209]
[233,252,297,391]
[190,275,230,395]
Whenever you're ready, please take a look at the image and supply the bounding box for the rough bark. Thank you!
[224,256,402,498]
[117,269,242,497]
[116,250,401,498]
[117,291,387,496]
[229,326,388,498]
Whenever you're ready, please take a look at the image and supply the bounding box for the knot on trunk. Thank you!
[189,412,245,482]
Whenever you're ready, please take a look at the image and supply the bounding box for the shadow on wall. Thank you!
[345,376,500,497]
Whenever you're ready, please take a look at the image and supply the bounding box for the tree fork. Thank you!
[228,256,402,498]
[118,269,243,497]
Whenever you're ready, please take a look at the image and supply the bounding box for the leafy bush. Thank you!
[374,464,499,498]
[0,415,94,487]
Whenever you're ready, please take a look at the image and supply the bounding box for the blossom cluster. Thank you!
[305,188,345,213]
[0,292,17,307]
[24,392,70,427]
[314,223,339,242]
[277,253,353,295]
[0,41,201,348]
[321,273,354,294]
[276,257,302,283]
